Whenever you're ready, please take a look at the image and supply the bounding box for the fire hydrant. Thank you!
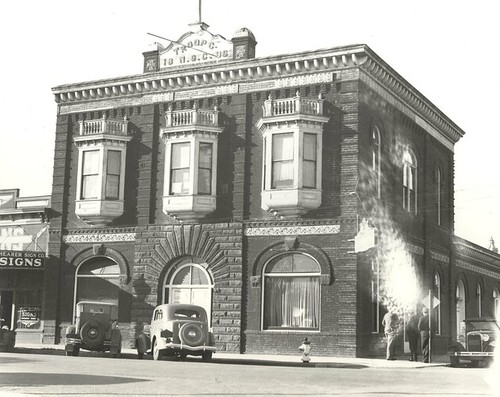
[298,337,312,363]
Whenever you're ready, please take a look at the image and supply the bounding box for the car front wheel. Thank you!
[152,339,161,361]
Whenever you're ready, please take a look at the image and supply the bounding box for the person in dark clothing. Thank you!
[418,307,435,363]
[406,310,420,361]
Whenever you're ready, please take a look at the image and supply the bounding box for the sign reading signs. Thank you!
[0,250,46,270]
[159,27,233,69]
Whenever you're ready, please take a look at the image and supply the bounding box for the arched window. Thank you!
[493,288,500,320]
[164,263,213,321]
[433,272,442,334]
[262,253,320,330]
[75,257,121,307]
[456,279,466,342]
[372,126,381,198]
[435,167,442,225]
[476,282,483,317]
[402,148,417,214]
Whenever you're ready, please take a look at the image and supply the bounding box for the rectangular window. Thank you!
[371,260,380,333]
[303,133,317,188]
[105,150,121,199]
[198,143,212,195]
[81,150,100,199]
[272,133,294,189]
[170,143,191,194]
[263,276,319,329]
[403,165,416,213]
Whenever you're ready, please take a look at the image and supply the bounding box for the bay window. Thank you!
[257,92,329,217]
[263,253,320,330]
[74,116,131,226]
[161,105,223,221]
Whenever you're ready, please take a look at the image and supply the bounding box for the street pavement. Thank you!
[13,342,451,369]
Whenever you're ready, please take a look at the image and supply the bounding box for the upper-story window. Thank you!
[161,105,223,222]
[435,166,442,225]
[74,116,131,226]
[402,147,417,214]
[257,92,329,217]
[372,126,381,197]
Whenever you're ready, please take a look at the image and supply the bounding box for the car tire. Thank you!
[179,323,205,347]
[202,351,212,361]
[152,339,162,361]
[80,321,105,349]
[449,356,459,367]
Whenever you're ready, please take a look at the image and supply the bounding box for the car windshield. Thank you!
[466,320,500,332]
[174,309,201,319]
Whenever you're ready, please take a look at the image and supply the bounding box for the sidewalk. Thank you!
[11,343,450,369]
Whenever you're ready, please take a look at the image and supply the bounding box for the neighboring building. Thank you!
[0,189,50,343]
[43,20,500,357]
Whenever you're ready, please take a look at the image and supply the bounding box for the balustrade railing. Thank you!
[78,116,129,136]
[262,91,324,118]
[165,106,220,128]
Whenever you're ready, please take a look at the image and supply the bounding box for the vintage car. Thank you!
[0,320,15,352]
[136,303,216,361]
[449,318,498,367]
[65,301,121,357]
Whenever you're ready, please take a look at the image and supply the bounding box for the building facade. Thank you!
[44,22,500,357]
[0,189,50,344]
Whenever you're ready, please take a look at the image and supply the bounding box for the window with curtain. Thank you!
[170,142,191,194]
[81,150,100,199]
[105,150,121,199]
[164,263,213,323]
[303,133,317,189]
[433,272,442,334]
[272,133,294,189]
[198,143,213,195]
[402,148,417,213]
[263,253,320,330]
[372,126,381,198]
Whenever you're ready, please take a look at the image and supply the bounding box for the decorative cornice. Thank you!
[52,44,465,148]
[456,259,500,280]
[430,249,450,264]
[454,238,500,270]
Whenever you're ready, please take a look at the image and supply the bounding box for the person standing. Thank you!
[382,310,399,360]
[418,307,434,363]
[406,309,420,361]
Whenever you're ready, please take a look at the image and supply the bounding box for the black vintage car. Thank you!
[449,318,498,367]
[65,301,121,357]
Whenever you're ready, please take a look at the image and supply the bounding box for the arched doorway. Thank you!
[74,257,121,308]
[163,262,213,322]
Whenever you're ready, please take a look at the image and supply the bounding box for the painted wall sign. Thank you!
[0,250,46,270]
[0,225,48,251]
[159,27,233,69]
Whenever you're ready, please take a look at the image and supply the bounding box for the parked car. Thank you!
[0,320,15,352]
[65,301,121,357]
[449,318,498,367]
[136,303,216,361]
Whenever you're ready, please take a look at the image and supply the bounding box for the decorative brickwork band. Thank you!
[456,260,500,280]
[245,224,340,236]
[63,233,136,243]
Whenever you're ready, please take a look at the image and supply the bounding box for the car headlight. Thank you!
[481,334,490,342]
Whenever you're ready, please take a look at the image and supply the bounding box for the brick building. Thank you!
[0,189,50,344]
[44,22,500,357]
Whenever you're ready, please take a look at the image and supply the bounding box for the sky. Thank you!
[1,0,499,250]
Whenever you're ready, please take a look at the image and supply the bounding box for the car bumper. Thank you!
[161,340,216,352]
[451,352,495,360]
